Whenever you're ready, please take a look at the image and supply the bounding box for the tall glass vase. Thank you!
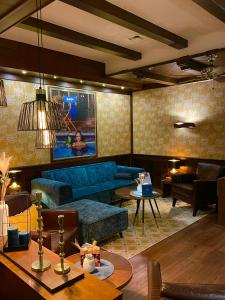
[0,200,9,237]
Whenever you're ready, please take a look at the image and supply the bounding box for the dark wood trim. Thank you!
[0,71,131,95]
[14,154,132,192]
[0,37,105,80]
[61,0,188,49]
[192,0,225,24]
[0,38,142,90]
[19,17,142,61]
[133,70,177,85]
[0,0,54,34]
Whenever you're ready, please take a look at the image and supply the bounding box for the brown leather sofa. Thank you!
[31,209,79,257]
[217,176,225,226]
[148,260,225,300]
[172,163,224,216]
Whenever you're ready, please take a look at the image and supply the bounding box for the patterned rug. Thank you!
[101,197,209,259]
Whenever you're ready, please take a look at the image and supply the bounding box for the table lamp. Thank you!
[8,170,22,194]
[168,159,180,175]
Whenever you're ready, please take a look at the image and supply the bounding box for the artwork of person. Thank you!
[71,131,87,156]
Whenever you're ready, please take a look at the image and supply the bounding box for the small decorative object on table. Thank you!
[73,240,101,270]
[136,172,153,196]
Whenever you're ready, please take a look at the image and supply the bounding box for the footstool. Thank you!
[60,199,128,243]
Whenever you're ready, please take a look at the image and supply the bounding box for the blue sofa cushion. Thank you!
[60,199,128,242]
[86,161,117,185]
[42,166,89,188]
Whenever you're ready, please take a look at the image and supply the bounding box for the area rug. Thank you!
[100,198,209,259]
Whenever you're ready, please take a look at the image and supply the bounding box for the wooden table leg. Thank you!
[133,199,141,225]
[142,200,145,224]
[149,199,159,228]
[154,199,161,217]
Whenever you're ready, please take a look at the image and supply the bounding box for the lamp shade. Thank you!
[168,159,180,169]
[35,130,56,149]
[17,88,62,131]
[0,80,7,107]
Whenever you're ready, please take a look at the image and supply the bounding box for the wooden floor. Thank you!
[122,213,225,299]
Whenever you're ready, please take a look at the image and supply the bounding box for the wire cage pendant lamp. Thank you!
[17,88,62,131]
[17,0,62,148]
[0,80,7,107]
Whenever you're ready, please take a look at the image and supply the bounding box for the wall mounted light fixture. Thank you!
[174,122,196,128]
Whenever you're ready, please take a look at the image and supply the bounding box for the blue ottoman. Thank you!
[60,199,128,243]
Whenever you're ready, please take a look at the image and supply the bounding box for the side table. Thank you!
[161,177,172,197]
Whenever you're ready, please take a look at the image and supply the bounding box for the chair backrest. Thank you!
[5,192,31,217]
[148,261,162,300]
[196,163,223,181]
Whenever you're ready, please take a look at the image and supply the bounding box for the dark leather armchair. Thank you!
[172,163,224,216]
[148,260,225,300]
[31,209,79,257]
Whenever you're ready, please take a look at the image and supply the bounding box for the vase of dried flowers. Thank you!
[0,152,12,236]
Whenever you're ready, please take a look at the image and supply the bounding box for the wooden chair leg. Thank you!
[119,232,123,238]
[172,198,177,207]
[193,207,198,216]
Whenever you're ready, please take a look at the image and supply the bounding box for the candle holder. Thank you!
[31,192,51,272]
[54,215,70,275]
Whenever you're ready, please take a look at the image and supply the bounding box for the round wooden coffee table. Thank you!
[115,185,161,227]
[66,251,133,290]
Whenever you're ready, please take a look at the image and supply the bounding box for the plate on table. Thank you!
[75,259,114,280]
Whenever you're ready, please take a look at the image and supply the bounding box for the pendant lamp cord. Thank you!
[36,0,45,89]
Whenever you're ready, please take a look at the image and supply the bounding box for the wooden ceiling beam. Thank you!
[60,0,188,49]
[192,0,225,24]
[133,70,177,85]
[177,57,207,72]
[0,0,55,34]
[18,17,141,61]
[0,38,141,90]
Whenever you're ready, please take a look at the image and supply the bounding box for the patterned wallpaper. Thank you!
[0,80,131,167]
[0,80,50,167]
[96,92,131,157]
[133,80,225,160]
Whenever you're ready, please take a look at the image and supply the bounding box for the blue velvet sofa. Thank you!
[31,161,144,208]
[31,161,144,242]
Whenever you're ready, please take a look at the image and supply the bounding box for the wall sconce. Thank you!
[174,122,196,128]
[8,170,22,194]
[168,159,180,175]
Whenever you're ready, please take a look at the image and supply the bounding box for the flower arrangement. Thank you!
[0,152,13,202]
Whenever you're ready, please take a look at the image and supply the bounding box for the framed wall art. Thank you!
[49,86,97,160]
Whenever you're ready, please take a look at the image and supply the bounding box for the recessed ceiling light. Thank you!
[102,83,106,87]
[80,80,84,84]
[53,75,57,79]
[121,86,125,90]
[22,70,27,74]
